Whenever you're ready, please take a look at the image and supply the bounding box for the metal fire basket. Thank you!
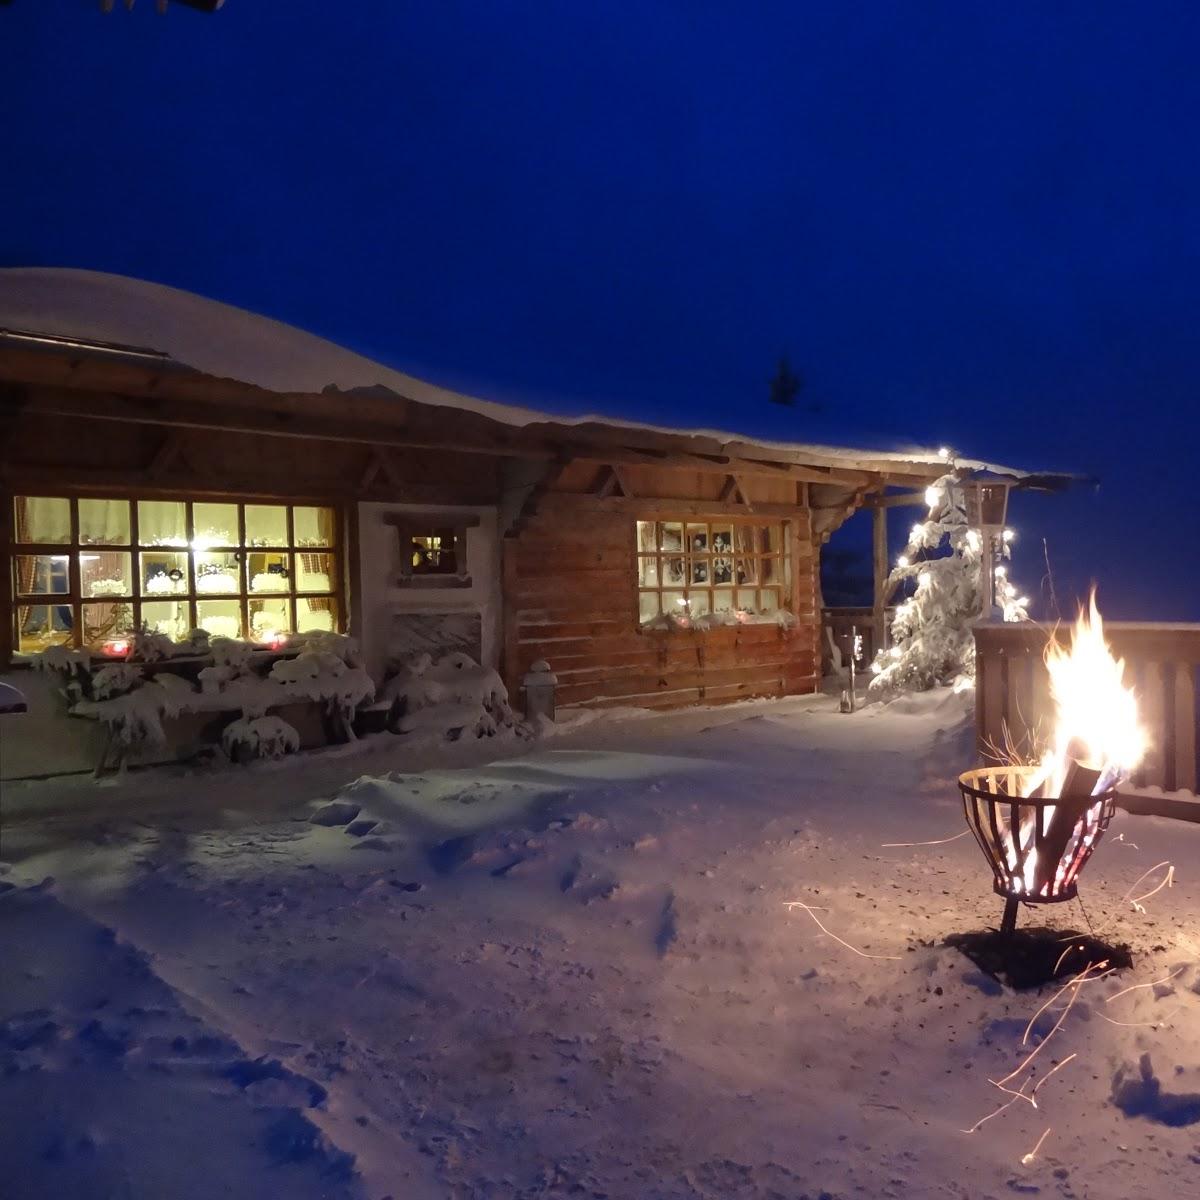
[958,765,1118,935]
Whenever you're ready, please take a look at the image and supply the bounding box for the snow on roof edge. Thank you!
[0,267,1036,478]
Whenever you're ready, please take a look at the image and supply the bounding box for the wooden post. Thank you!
[872,504,888,656]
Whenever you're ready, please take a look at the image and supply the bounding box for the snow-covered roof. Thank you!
[0,267,1027,477]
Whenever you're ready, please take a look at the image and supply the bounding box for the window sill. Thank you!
[394,574,473,590]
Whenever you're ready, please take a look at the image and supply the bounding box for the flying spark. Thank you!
[1021,1126,1053,1165]
[782,901,903,961]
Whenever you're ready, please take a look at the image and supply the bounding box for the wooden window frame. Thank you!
[636,515,792,626]
[8,492,344,656]
[386,511,479,589]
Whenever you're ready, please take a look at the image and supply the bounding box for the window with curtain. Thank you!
[635,518,791,625]
[10,495,341,654]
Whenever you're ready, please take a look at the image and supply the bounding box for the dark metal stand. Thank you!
[1000,897,1019,936]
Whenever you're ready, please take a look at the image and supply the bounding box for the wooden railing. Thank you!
[974,622,1200,796]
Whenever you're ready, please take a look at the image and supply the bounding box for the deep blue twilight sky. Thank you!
[4,3,1198,619]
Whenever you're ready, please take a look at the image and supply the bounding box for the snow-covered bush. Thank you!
[90,663,144,700]
[870,474,1029,697]
[132,630,179,663]
[269,649,374,715]
[221,715,300,761]
[381,651,516,741]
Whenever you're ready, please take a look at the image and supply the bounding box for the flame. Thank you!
[1000,595,1148,896]
[1032,594,1148,796]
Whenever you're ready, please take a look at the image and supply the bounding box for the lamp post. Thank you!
[965,481,1011,619]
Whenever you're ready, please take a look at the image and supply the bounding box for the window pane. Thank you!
[736,588,758,612]
[195,551,241,595]
[713,590,736,613]
[688,591,711,617]
[296,595,336,634]
[295,553,334,593]
[411,531,458,574]
[660,522,683,553]
[138,500,187,547]
[690,558,710,585]
[293,506,335,548]
[82,601,136,650]
[637,555,659,587]
[196,599,243,641]
[13,554,69,595]
[638,592,659,623]
[760,557,778,585]
[636,521,657,554]
[81,552,132,598]
[760,588,781,613]
[79,499,130,546]
[762,524,784,554]
[245,505,287,547]
[192,503,239,548]
[141,552,189,596]
[16,604,73,653]
[735,557,758,585]
[661,590,685,615]
[663,554,685,587]
[248,551,292,593]
[711,526,733,555]
[15,497,70,544]
[712,550,734,586]
[142,599,190,642]
[249,597,291,641]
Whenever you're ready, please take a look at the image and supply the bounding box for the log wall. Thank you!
[503,497,821,711]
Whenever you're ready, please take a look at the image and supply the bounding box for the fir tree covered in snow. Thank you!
[869,473,1028,695]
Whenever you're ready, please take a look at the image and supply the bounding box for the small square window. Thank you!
[245,505,287,547]
[15,496,70,544]
[138,500,187,547]
[14,554,69,596]
[79,499,130,546]
[192,503,239,548]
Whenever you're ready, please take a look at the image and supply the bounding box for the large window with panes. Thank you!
[10,495,341,654]
[636,518,790,625]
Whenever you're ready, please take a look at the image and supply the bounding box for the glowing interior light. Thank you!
[938,446,951,460]
[897,555,909,567]
[106,639,130,656]
[918,571,931,586]
[995,565,1007,577]
[924,485,941,508]
[1002,528,1015,542]
[965,529,981,551]
[910,523,923,542]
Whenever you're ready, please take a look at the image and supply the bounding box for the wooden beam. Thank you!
[534,494,806,518]
[872,505,889,654]
[866,490,930,508]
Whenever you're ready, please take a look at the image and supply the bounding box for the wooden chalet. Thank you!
[0,274,1050,723]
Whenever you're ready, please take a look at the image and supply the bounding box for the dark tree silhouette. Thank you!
[769,357,803,407]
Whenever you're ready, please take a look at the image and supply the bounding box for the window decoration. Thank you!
[10,496,340,653]
[636,519,791,626]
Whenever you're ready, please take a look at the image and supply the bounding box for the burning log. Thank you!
[1031,745,1103,907]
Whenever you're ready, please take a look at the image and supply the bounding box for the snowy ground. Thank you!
[2,691,1198,1200]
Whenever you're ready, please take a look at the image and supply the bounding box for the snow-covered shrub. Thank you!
[132,630,178,663]
[292,630,359,664]
[381,651,515,741]
[870,474,1029,698]
[269,650,374,712]
[210,637,256,672]
[90,663,144,700]
[221,715,300,761]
